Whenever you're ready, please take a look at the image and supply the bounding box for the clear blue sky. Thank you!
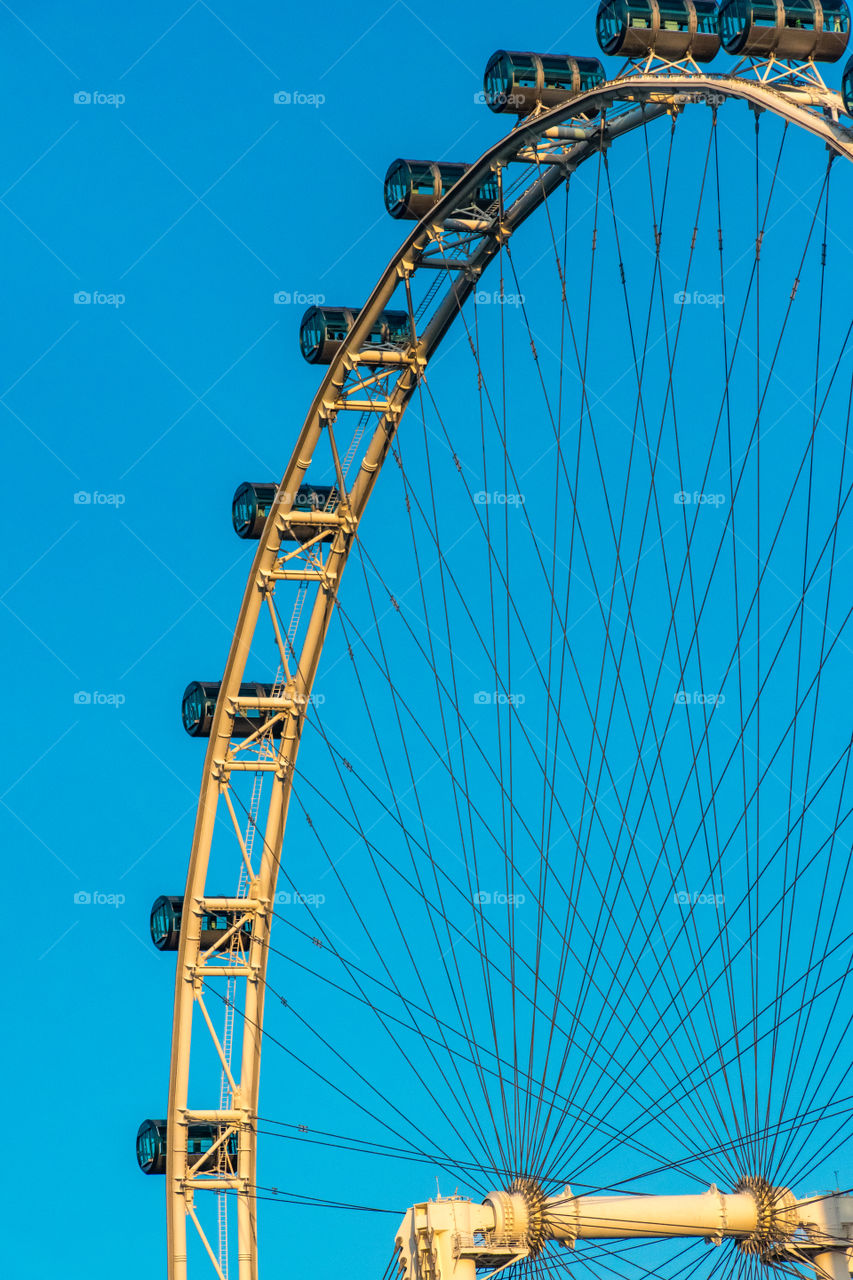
[4,3,852,1278]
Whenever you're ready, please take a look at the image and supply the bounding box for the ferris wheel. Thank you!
[137,4,853,1280]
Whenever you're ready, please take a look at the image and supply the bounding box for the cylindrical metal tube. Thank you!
[812,1251,851,1280]
[544,1188,759,1241]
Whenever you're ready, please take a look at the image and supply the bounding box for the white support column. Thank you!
[812,1252,851,1280]
[795,1193,853,1280]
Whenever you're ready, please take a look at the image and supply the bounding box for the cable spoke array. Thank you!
[157,67,853,1280]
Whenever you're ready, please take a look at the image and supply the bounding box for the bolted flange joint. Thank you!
[734,1177,799,1259]
[485,1177,548,1256]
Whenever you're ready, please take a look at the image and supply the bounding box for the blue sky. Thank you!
[4,3,853,1278]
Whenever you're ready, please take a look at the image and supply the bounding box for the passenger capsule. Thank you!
[136,1119,239,1175]
[843,51,853,109]
[149,894,254,951]
[384,159,498,220]
[483,50,606,115]
[596,0,721,61]
[181,680,286,739]
[232,481,338,540]
[718,0,850,60]
[299,306,411,364]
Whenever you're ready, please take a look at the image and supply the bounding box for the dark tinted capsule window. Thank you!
[658,2,691,32]
[513,55,538,88]
[300,318,323,355]
[234,492,253,528]
[599,2,623,45]
[152,901,171,942]
[386,163,408,208]
[540,55,575,91]
[783,0,817,29]
[139,1128,158,1163]
[719,0,747,44]
[410,164,435,195]
[485,53,511,101]
[477,176,499,204]
[385,316,411,345]
[693,0,719,33]
[823,0,851,32]
[575,58,605,90]
[629,1,653,29]
[182,688,205,732]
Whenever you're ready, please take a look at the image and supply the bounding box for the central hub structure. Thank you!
[483,1178,549,1255]
[395,1179,853,1280]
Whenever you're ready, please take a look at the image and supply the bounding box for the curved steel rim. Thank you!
[163,69,853,1280]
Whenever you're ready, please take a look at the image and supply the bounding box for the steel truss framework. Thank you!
[162,62,853,1280]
